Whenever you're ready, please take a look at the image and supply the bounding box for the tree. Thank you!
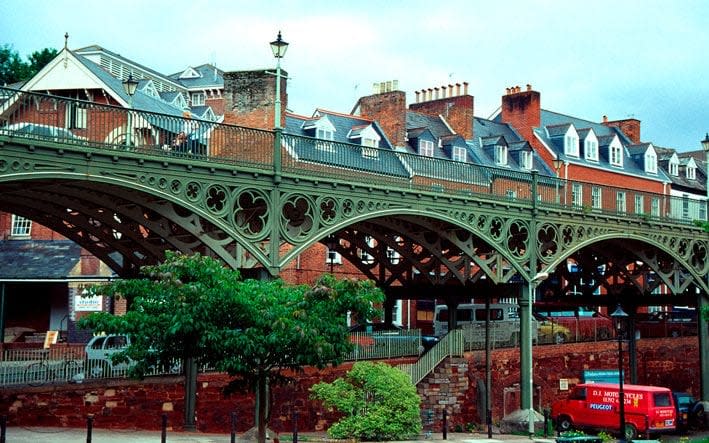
[78,251,383,442]
[310,361,423,440]
[0,44,57,85]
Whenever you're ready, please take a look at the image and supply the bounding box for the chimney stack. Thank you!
[500,83,540,141]
[358,79,407,147]
[223,69,288,129]
[602,116,641,144]
[409,81,474,140]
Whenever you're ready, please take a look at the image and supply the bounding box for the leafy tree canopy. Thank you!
[1,44,57,85]
[311,361,423,441]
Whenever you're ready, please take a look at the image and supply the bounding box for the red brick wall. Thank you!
[222,70,287,130]
[358,91,407,147]
[0,339,697,433]
[500,88,541,142]
[409,95,474,140]
[603,118,641,144]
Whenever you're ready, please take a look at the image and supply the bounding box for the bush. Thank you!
[310,361,422,441]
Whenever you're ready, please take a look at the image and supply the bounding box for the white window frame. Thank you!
[644,149,657,174]
[572,183,583,207]
[564,127,579,157]
[669,158,679,176]
[616,191,627,213]
[651,197,660,217]
[687,164,696,180]
[65,102,87,129]
[520,151,533,169]
[420,140,434,157]
[11,214,32,237]
[452,146,466,162]
[495,145,507,165]
[191,92,205,106]
[609,141,623,167]
[361,137,379,159]
[591,186,602,210]
[584,132,598,161]
[634,195,644,214]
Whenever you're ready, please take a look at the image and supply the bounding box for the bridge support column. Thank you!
[699,292,709,402]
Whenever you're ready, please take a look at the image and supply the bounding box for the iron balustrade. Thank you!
[0,86,706,227]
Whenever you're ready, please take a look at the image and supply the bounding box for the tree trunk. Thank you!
[184,356,197,431]
[256,371,269,443]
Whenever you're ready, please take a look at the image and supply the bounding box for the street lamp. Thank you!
[611,304,629,441]
[122,74,138,148]
[326,234,337,274]
[553,158,563,204]
[527,271,549,436]
[702,133,709,222]
[270,31,289,129]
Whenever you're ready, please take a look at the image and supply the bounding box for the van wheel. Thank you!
[88,360,110,378]
[598,328,611,340]
[554,332,566,344]
[556,415,572,432]
[622,423,637,441]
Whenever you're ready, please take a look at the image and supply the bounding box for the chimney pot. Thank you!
[526,84,532,91]
[449,84,454,97]
[602,115,608,123]
[428,88,433,101]
[415,91,420,103]
[463,82,468,95]
[456,83,461,95]
[506,87,510,95]
[434,87,440,100]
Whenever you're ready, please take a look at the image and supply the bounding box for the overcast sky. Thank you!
[3,0,708,152]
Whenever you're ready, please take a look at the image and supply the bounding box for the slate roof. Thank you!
[657,147,708,194]
[533,110,670,183]
[168,64,224,89]
[0,240,81,279]
[284,110,410,178]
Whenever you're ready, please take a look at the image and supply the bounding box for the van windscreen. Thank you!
[474,308,503,321]
[653,392,671,407]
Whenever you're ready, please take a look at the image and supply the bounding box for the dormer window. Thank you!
[687,163,696,180]
[452,146,466,162]
[584,131,598,161]
[564,126,579,157]
[317,128,334,140]
[644,148,657,174]
[191,92,205,106]
[519,151,533,170]
[609,139,623,167]
[495,145,508,165]
[362,137,379,159]
[420,140,434,157]
[669,157,679,176]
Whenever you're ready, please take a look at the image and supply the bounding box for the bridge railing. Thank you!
[1,87,705,226]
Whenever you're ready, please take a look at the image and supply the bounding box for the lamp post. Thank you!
[611,304,629,441]
[326,235,337,274]
[270,31,289,129]
[527,272,549,436]
[553,158,563,204]
[122,74,138,148]
[702,133,709,222]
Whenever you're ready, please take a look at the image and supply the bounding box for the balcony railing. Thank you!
[1,86,706,227]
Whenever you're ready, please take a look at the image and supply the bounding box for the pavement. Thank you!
[2,428,708,443]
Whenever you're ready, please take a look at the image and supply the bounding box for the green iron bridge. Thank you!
[1,88,707,408]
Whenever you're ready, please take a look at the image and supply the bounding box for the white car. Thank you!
[84,334,132,377]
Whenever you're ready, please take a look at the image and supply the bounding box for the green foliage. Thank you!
[559,430,586,437]
[597,431,614,443]
[1,44,57,85]
[694,219,709,233]
[310,361,422,441]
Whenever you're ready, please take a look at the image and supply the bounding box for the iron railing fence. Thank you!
[1,86,706,226]
[346,329,422,361]
[399,329,465,385]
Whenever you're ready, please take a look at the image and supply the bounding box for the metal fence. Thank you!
[1,87,706,227]
[346,329,422,361]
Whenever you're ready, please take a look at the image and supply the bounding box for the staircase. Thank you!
[399,329,465,385]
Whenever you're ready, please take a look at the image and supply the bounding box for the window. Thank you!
[687,164,696,180]
[591,187,602,210]
[682,195,690,219]
[610,143,623,167]
[669,158,679,176]
[616,191,627,213]
[420,140,434,157]
[317,128,334,140]
[495,145,507,165]
[362,137,379,158]
[651,197,660,217]
[700,202,707,221]
[65,102,87,129]
[572,183,583,207]
[634,195,644,214]
[191,92,205,106]
[565,134,579,157]
[316,128,335,151]
[452,146,466,162]
[519,151,533,169]
[360,236,375,264]
[506,189,517,200]
[644,149,657,173]
[585,138,598,161]
[326,247,342,265]
[11,214,32,237]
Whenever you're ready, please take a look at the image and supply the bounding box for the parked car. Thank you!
[534,306,613,342]
[84,334,132,377]
[635,309,697,339]
[534,313,571,344]
[2,122,87,143]
[672,391,707,431]
[348,323,422,353]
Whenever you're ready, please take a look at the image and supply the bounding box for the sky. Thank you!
[2,0,709,152]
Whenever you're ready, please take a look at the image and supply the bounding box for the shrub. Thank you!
[310,361,422,441]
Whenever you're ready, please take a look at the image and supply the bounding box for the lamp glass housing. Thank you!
[270,32,289,59]
[122,74,138,97]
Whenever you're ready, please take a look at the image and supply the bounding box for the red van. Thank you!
[551,382,676,440]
